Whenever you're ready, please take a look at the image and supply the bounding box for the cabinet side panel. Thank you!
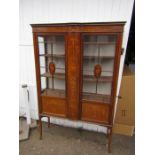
[66,33,81,119]
[33,33,42,114]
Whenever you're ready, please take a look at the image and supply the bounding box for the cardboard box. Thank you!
[113,123,134,136]
[114,65,135,136]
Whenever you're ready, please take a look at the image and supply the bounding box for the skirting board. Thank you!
[19,106,107,134]
[42,117,107,134]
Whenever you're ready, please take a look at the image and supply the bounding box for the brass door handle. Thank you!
[117,95,122,99]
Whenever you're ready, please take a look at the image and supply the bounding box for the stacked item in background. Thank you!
[113,65,135,136]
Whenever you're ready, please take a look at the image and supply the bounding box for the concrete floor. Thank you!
[19,122,135,155]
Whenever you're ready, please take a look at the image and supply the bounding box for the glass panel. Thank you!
[82,35,117,103]
[38,35,66,98]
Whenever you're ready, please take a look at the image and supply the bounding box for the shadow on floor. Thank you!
[19,122,135,155]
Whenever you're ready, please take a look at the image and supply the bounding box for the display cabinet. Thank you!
[31,22,125,153]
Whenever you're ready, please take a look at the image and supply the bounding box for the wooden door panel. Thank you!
[41,96,66,117]
[81,101,110,124]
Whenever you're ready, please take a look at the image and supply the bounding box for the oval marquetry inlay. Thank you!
[94,64,102,78]
[49,62,55,75]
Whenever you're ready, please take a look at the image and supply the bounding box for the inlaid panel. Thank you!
[67,33,81,119]
[81,101,110,123]
[41,96,66,117]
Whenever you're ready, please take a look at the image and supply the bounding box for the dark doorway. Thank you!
[125,3,135,65]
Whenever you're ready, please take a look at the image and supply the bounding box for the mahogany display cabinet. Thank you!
[31,22,125,153]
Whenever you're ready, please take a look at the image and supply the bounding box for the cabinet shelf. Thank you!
[41,72,65,79]
[84,42,115,45]
[83,75,112,82]
[41,89,65,98]
[39,54,65,58]
[41,72,112,82]
[40,66,65,70]
[38,41,63,44]
[82,92,111,103]
[38,41,54,44]
[84,55,114,59]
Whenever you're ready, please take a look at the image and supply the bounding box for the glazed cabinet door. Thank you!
[81,34,118,123]
[37,34,67,117]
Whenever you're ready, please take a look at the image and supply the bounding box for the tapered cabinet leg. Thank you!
[107,127,112,153]
[48,116,50,128]
[39,116,42,140]
[106,128,109,138]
